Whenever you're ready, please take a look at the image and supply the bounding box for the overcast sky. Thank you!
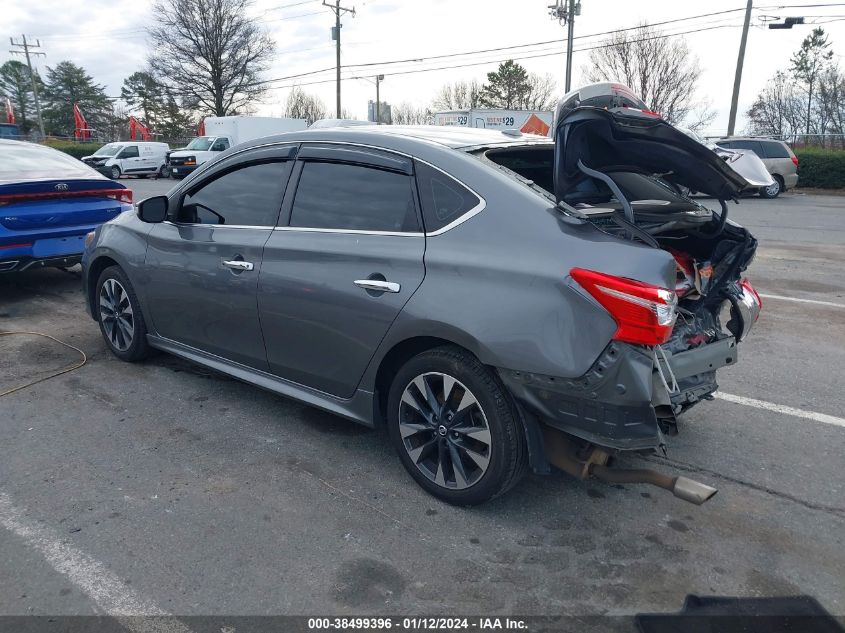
[5,0,845,134]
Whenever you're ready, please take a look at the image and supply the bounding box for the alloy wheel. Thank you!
[99,278,134,352]
[764,180,780,197]
[398,372,492,490]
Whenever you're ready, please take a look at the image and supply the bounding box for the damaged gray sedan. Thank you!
[82,83,761,506]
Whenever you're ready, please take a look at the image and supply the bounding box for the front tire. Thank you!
[96,266,151,362]
[386,346,527,505]
[760,175,782,198]
[110,165,121,180]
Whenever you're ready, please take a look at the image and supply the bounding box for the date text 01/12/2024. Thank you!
[307,617,529,630]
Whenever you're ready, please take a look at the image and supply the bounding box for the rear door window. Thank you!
[180,161,290,226]
[760,141,791,159]
[414,161,482,233]
[727,140,765,156]
[289,161,419,232]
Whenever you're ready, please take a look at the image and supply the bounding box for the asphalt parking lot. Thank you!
[1,178,843,623]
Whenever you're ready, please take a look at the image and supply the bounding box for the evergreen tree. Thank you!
[0,60,44,134]
[791,27,834,136]
[479,61,531,109]
[42,61,111,137]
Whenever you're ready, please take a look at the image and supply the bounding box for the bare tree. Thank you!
[148,0,275,117]
[585,23,710,126]
[817,64,845,147]
[391,102,431,125]
[283,86,327,125]
[746,71,804,141]
[431,80,482,110]
[522,73,557,110]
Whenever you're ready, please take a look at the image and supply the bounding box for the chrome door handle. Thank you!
[354,279,400,293]
[222,259,254,271]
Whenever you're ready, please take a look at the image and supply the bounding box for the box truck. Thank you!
[168,116,307,178]
[432,109,553,136]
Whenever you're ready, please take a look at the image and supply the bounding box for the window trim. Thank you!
[413,159,486,236]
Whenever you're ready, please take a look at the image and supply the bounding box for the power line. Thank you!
[115,21,751,101]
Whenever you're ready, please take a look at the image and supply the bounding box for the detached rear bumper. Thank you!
[499,337,739,452]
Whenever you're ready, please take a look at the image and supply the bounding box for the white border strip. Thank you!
[716,392,845,428]
[0,492,192,631]
[758,293,845,308]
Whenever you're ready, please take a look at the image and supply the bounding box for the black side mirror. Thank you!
[137,195,168,223]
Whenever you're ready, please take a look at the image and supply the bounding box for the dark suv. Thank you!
[82,85,761,505]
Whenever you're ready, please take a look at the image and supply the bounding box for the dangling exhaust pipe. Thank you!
[541,426,717,505]
[589,464,718,505]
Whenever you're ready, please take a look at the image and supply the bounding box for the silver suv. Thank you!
[715,137,798,198]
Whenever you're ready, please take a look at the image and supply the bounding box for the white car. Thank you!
[81,142,170,180]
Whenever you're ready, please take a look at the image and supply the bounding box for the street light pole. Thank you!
[375,74,384,124]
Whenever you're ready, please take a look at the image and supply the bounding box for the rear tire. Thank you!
[386,346,527,505]
[95,266,151,362]
[759,175,782,198]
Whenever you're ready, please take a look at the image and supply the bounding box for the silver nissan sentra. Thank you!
[83,84,762,505]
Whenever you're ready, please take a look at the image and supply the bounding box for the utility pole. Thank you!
[727,0,753,136]
[549,0,581,92]
[9,35,46,138]
[324,0,355,118]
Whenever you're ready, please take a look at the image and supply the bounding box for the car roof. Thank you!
[238,125,553,154]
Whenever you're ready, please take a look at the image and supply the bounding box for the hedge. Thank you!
[794,148,845,189]
[42,140,99,160]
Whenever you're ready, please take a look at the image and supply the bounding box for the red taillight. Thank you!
[791,156,799,166]
[0,188,132,206]
[0,242,33,250]
[570,268,678,346]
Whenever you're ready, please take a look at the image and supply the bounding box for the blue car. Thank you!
[0,139,133,273]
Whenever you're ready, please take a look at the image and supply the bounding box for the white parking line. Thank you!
[0,492,191,632]
[715,392,845,428]
[758,293,845,308]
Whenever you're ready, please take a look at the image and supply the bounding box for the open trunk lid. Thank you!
[552,84,750,202]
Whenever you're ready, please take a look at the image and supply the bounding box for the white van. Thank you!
[81,142,170,180]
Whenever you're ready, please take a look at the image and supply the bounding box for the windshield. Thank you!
[95,143,124,157]
[186,137,215,151]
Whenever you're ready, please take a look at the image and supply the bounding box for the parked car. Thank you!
[82,84,761,505]
[676,127,775,197]
[714,137,799,198]
[0,139,132,273]
[81,141,170,180]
